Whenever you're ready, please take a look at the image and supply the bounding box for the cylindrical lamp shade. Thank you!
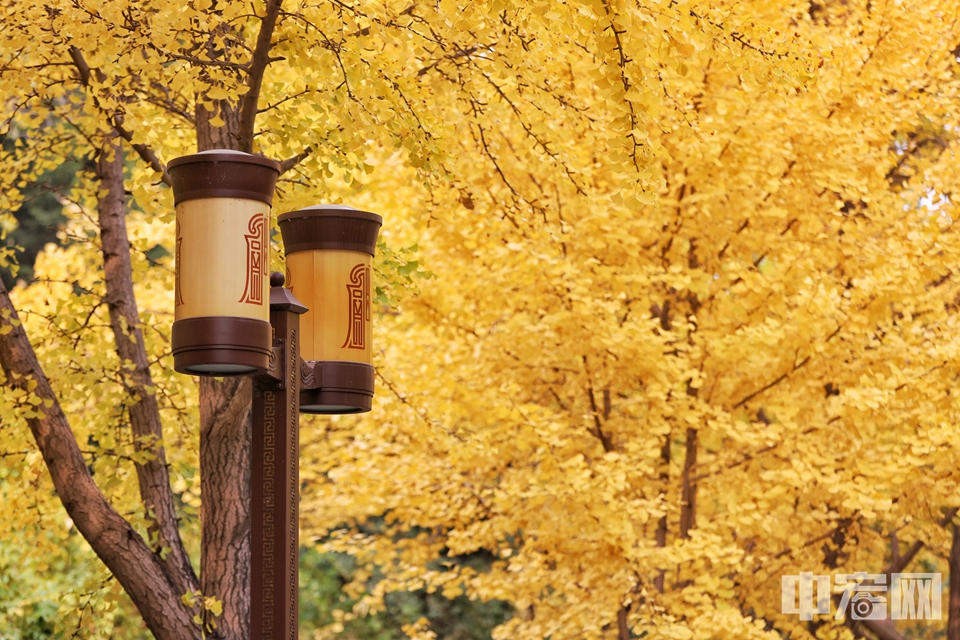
[277,205,382,413]
[168,150,281,375]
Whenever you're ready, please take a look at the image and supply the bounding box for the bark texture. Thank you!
[199,375,253,639]
[860,619,906,640]
[196,101,242,152]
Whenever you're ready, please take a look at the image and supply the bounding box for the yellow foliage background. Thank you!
[1,0,960,638]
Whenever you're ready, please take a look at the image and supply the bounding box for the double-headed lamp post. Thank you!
[167,150,382,640]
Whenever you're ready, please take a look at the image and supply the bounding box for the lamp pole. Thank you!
[168,151,382,640]
[250,272,306,640]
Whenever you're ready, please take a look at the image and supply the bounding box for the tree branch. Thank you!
[110,118,173,186]
[68,45,104,85]
[859,618,906,640]
[97,138,199,600]
[885,507,959,577]
[0,277,198,639]
[583,356,614,452]
[238,0,284,152]
[842,508,959,640]
[258,88,310,114]
[278,147,312,174]
[679,427,697,538]
[67,46,172,186]
[733,354,810,409]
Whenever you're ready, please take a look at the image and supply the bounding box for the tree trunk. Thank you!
[192,1,284,630]
[617,605,630,639]
[97,138,200,599]
[199,376,253,638]
[195,99,253,639]
[196,101,242,152]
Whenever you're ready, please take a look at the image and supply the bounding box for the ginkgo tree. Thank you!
[301,2,960,640]
[2,0,960,639]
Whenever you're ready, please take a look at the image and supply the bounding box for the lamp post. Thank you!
[169,150,382,640]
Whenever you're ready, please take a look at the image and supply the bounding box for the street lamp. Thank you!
[168,150,280,375]
[169,150,382,640]
[278,205,382,414]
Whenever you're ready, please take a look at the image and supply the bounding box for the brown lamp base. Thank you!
[172,316,272,375]
[300,361,374,414]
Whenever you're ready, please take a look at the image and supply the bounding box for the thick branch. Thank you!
[110,119,173,186]
[97,139,199,598]
[679,427,697,538]
[278,147,312,174]
[238,0,284,152]
[68,46,171,185]
[0,280,198,639]
[859,619,906,640]
[68,45,104,85]
[654,430,670,593]
[617,606,630,640]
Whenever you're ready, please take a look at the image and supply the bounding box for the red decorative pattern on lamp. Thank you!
[341,264,370,350]
[240,213,267,305]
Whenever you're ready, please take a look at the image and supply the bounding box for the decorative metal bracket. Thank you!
[257,343,286,387]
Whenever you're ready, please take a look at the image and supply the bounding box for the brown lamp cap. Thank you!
[268,271,309,314]
[277,205,382,256]
[168,149,281,206]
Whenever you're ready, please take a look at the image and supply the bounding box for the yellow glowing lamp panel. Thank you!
[286,250,372,364]
[175,198,270,323]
